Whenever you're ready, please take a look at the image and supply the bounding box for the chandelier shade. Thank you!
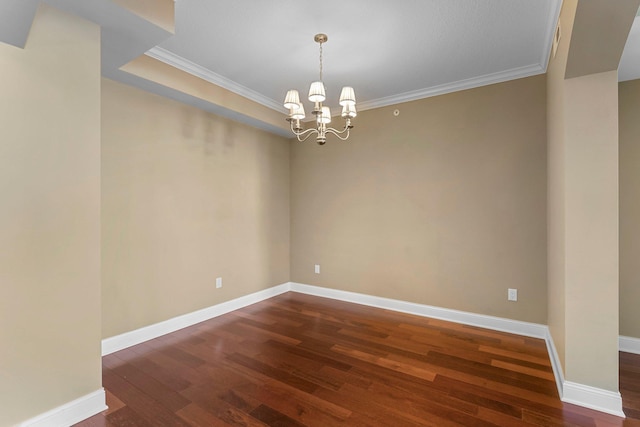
[341,103,357,118]
[283,33,356,145]
[291,103,306,120]
[308,82,326,103]
[284,90,301,110]
[339,86,356,107]
[319,106,332,124]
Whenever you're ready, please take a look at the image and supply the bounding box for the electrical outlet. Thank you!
[314,264,320,274]
[508,288,518,301]
[216,277,222,289]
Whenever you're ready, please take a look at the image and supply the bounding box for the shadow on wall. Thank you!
[180,106,237,156]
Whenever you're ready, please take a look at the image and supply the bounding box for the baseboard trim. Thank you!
[562,381,625,418]
[100,281,627,418]
[290,283,626,418]
[289,282,548,339]
[19,388,107,427]
[544,329,565,399]
[104,281,550,362]
[102,283,290,355]
[620,335,640,355]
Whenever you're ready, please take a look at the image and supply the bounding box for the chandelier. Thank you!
[283,33,357,145]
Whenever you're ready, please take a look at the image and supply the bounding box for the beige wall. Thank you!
[619,78,640,339]
[0,5,102,426]
[563,70,619,390]
[548,0,624,393]
[0,3,632,424]
[291,76,547,323]
[546,0,577,375]
[101,78,290,338]
[120,55,289,136]
[565,0,640,79]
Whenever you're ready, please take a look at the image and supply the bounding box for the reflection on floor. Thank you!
[78,292,640,426]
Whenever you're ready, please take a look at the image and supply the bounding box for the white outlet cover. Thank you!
[314,264,320,274]
[216,277,222,288]
[508,288,518,301]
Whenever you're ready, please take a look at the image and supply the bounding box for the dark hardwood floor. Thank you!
[77,292,640,426]
[622,351,640,423]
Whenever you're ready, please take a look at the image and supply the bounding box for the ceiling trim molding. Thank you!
[145,46,284,112]
[356,63,545,111]
[148,45,548,117]
[106,67,292,138]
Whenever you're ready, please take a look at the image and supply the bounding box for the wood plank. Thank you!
[249,404,307,427]
[74,292,640,427]
[236,382,351,426]
[491,359,556,381]
[175,403,231,427]
[331,344,437,382]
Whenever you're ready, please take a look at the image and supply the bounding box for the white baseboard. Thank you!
[543,327,626,418]
[620,335,640,355]
[289,282,548,339]
[102,283,290,355]
[544,329,565,398]
[100,281,627,419]
[562,381,625,417]
[290,282,626,418]
[19,388,107,427]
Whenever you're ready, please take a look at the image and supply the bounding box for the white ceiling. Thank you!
[149,0,562,113]
[7,0,640,129]
[620,13,640,82]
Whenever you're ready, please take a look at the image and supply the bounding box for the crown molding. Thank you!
[147,48,547,119]
[145,46,284,112]
[356,63,545,111]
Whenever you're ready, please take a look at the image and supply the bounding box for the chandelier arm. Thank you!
[325,127,351,141]
[325,122,350,135]
[290,123,318,142]
[296,132,316,142]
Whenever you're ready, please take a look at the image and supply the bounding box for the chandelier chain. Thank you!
[319,41,323,82]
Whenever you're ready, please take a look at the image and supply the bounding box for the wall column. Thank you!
[547,0,639,416]
[0,4,103,425]
[562,69,621,409]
